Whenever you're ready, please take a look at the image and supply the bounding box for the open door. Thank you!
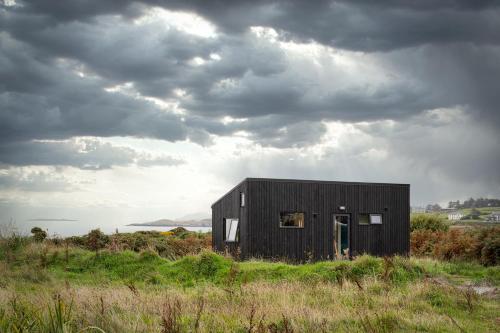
[333,214,349,259]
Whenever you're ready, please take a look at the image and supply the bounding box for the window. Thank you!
[240,192,245,207]
[359,213,382,225]
[370,214,382,224]
[224,218,239,242]
[359,214,370,225]
[280,212,304,228]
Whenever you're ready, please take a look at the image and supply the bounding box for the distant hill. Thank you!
[175,212,210,221]
[128,218,211,227]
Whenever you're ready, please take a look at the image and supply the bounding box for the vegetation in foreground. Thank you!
[0,219,498,332]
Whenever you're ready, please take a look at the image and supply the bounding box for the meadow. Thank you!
[0,220,499,332]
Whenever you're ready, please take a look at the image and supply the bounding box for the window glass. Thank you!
[280,212,305,228]
[240,192,245,207]
[224,218,239,242]
[225,219,232,240]
[359,214,370,225]
[370,214,382,224]
[228,219,239,241]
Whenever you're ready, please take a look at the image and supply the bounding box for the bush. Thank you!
[411,226,500,265]
[433,229,477,261]
[410,214,448,232]
[474,227,500,266]
[30,227,47,242]
[94,230,211,259]
[86,229,109,254]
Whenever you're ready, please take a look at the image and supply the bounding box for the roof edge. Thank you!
[245,177,410,187]
[211,177,410,208]
[211,178,248,208]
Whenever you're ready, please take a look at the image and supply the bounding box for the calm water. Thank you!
[1,219,211,237]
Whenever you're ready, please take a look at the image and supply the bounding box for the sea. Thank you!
[0,219,211,237]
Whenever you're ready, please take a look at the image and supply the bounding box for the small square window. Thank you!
[280,212,304,228]
[370,214,382,224]
[359,214,370,225]
[224,218,239,242]
[240,192,245,207]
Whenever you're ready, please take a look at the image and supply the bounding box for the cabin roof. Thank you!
[211,177,410,207]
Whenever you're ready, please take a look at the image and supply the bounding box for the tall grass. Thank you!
[1,228,499,332]
[1,276,498,332]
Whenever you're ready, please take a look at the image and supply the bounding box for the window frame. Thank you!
[279,211,305,229]
[358,213,370,225]
[359,213,383,225]
[240,192,245,207]
[224,218,239,243]
[370,214,383,224]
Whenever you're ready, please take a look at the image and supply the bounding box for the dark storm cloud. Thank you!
[0,139,184,170]
[209,1,499,51]
[0,31,192,144]
[1,0,499,167]
[9,0,500,51]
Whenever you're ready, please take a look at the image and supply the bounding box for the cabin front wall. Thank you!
[246,180,409,261]
[211,181,248,257]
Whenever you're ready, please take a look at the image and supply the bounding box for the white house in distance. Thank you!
[448,210,464,220]
[486,212,500,222]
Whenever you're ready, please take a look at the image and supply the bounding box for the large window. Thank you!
[359,213,382,225]
[280,212,305,228]
[224,218,239,242]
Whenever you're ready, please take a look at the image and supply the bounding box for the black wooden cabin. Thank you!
[211,178,410,260]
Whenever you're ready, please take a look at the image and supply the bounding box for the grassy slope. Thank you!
[1,246,499,332]
[3,245,499,287]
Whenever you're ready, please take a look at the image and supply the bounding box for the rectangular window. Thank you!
[224,218,239,242]
[370,214,382,224]
[359,214,370,225]
[359,213,382,225]
[240,192,245,207]
[280,212,305,228]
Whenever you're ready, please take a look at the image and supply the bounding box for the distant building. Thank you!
[486,212,500,222]
[448,200,460,209]
[411,206,426,213]
[448,211,464,220]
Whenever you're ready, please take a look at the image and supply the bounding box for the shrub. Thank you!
[410,229,442,256]
[410,214,448,232]
[411,226,500,265]
[30,227,47,242]
[86,229,109,255]
[476,227,500,266]
[433,229,477,261]
[96,230,211,259]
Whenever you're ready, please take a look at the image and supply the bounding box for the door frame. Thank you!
[333,214,350,259]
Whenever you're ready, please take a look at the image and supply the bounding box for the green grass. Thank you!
[412,208,500,226]
[1,242,499,332]
[4,245,499,288]
[460,206,500,216]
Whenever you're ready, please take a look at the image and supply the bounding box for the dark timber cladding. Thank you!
[211,178,410,260]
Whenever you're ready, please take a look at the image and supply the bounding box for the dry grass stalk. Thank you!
[161,297,182,333]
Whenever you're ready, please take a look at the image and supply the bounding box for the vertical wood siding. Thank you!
[213,178,409,261]
[211,181,248,257]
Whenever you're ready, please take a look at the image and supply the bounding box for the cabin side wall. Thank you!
[247,180,409,260]
[211,181,248,257]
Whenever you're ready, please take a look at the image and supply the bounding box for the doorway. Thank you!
[333,214,350,259]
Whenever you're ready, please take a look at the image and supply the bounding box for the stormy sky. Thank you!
[1,0,499,232]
